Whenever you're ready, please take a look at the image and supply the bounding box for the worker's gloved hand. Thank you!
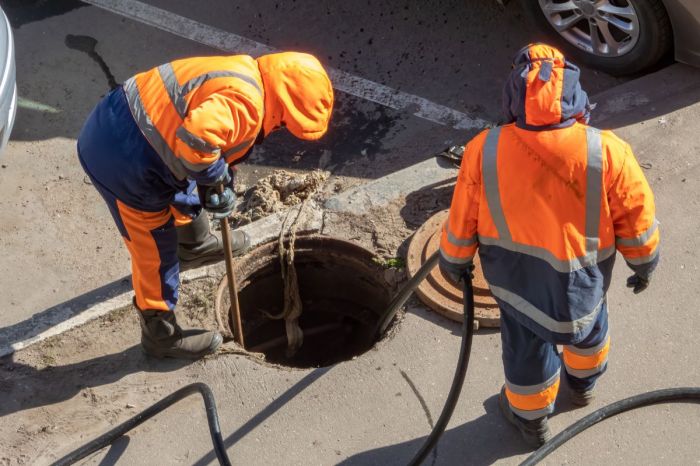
[626,273,650,294]
[462,263,475,282]
[442,262,475,284]
[199,168,236,220]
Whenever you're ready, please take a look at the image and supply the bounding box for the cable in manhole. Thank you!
[216,235,393,368]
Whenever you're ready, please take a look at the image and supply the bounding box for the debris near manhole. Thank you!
[231,169,330,227]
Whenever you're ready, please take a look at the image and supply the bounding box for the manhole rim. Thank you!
[215,234,396,368]
[406,210,500,327]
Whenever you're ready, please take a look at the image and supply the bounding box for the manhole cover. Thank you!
[216,235,393,368]
[406,210,500,328]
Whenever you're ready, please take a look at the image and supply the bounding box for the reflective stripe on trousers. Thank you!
[505,370,560,420]
[482,126,605,336]
[501,310,561,420]
[563,332,610,379]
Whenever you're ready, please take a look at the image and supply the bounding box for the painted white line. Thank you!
[81,0,487,130]
[0,210,323,358]
[1,156,453,356]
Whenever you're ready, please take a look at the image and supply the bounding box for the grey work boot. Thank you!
[498,386,552,448]
[137,308,222,359]
[177,212,250,270]
[569,386,595,407]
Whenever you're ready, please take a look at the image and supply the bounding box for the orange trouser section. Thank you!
[506,378,560,412]
[170,205,195,227]
[117,200,177,311]
[563,337,611,370]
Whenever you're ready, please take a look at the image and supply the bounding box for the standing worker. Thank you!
[78,52,334,360]
[440,44,659,447]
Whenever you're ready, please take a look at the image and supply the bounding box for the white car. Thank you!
[0,6,16,156]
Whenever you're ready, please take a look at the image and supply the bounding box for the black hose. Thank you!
[408,275,475,466]
[49,247,700,466]
[52,382,232,466]
[521,387,700,466]
[376,250,440,337]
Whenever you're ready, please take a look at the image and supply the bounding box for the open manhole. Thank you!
[407,209,500,328]
[216,235,393,368]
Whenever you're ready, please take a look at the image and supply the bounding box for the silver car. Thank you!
[0,6,16,156]
[523,0,700,75]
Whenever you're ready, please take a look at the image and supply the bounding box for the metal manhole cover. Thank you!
[406,210,500,328]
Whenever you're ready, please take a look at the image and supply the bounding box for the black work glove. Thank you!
[626,273,650,294]
[442,262,475,285]
[199,168,236,220]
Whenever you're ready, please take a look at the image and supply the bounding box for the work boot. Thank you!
[498,386,552,448]
[137,307,223,359]
[569,386,595,407]
[177,212,250,270]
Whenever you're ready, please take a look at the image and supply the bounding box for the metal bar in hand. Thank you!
[217,185,245,348]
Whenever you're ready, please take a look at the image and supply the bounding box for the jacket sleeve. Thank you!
[607,142,660,278]
[174,89,259,185]
[438,131,486,281]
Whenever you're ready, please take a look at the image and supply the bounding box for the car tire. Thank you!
[519,0,673,76]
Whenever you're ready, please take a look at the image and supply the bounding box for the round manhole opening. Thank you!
[216,236,393,368]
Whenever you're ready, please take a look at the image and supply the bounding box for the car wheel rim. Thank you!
[538,0,640,57]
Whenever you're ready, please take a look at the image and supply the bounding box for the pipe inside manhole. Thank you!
[216,235,393,368]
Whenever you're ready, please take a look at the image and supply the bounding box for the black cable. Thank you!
[52,382,232,466]
[49,248,700,466]
[520,387,700,466]
[407,274,475,466]
[376,250,440,337]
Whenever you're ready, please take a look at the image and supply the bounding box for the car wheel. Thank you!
[520,0,673,76]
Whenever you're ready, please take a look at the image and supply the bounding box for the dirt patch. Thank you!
[232,169,330,227]
[0,187,446,464]
[0,276,224,465]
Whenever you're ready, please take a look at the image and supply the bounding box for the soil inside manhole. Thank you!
[217,236,394,368]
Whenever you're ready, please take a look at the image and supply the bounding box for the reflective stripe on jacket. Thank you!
[440,122,659,343]
[440,44,659,344]
[123,55,264,183]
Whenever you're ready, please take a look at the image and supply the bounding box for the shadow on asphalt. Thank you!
[0,345,191,418]
[191,367,331,466]
[339,393,532,466]
[590,65,700,130]
[98,435,131,466]
[0,275,132,357]
[399,175,456,229]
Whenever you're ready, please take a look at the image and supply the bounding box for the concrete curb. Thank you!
[0,162,456,357]
[5,61,685,358]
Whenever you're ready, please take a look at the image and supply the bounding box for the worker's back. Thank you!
[440,44,658,345]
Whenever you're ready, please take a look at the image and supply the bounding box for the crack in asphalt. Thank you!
[400,369,438,466]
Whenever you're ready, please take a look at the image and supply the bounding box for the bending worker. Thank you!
[78,52,334,359]
[439,44,659,447]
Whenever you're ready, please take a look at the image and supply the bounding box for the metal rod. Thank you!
[217,185,245,348]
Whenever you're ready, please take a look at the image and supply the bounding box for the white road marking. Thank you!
[17,97,61,114]
[81,0,487,130]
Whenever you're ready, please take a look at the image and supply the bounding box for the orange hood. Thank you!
[256,52,334,140]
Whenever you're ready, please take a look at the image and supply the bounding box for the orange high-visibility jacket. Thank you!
[440,44,659,344]
[123,52,333,184]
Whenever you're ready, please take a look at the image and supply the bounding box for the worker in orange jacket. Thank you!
[439,44,659,447]
[78,52,334,359]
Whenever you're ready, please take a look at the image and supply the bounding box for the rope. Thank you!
[260,201,308,357]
